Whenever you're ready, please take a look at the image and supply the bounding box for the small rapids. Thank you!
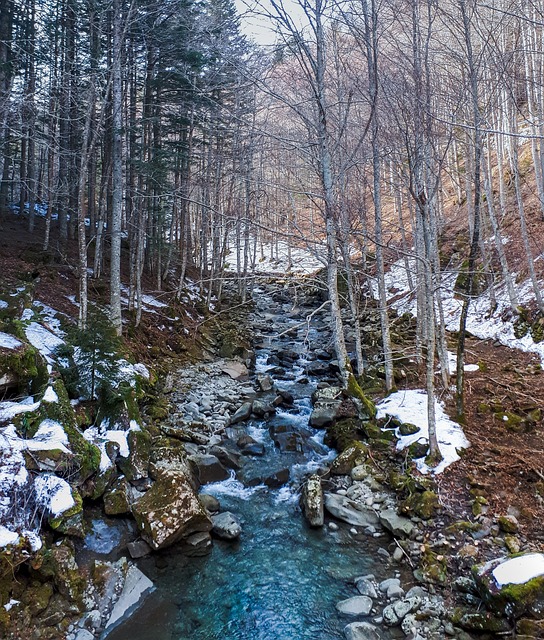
[106,288,398,640]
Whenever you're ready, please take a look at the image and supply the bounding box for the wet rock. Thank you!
[49,486,85,538]
[211,512,242,540]
[310,401,342,428]
[271,430,304,453]
[127,540,152,559]
[252,399,275,417]
[238,436,265,457]
[199,493,220,513]
[379,577,400,593]
[355,577,378,599]
[330,442,368,475]
[336,596,373,617]
[132,467,212,550]
[379,509,415,538]
[264,468,290,488]
[230,402,253,424]
[276,389,294,406]
[208,445,241,470]
[343,621,381,640]
[301,475,324,527]
[103,565,154,634]
[257,374,274,392]
[324,493,380,528]
[180,531,213,556]
[188,454,229,485]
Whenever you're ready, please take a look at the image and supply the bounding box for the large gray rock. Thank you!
[211,511,242,540]
[309,401,342,428]
[103,565,154,634]
[324,493,380,528]
[221,361,249,381]
[231,402,252,424]
[132,465,212,550]
[257,374,274,391]
[208,445,241,470]
[336,596,373,617]
[382,596,421,626]
[343,621,381,640]
[189,453,229,484]
[379,509,414,538]
[301,475,324,527]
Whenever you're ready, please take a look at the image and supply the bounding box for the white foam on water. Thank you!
[204,473,265,500]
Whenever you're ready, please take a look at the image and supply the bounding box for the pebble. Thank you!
[328,522,339,531]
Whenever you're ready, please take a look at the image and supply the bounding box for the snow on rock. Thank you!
[83,427,114,472]
[492,553,544,587]
[0,332,23,350]
[0,526,20,548]
[42,385,58,403]
[27,419,71,453]
[105,431,129,457]
[0,300,8,309]
[3,599,20,611]
[133,363,150,380]
[32,301,65,335]
[25,322,64,360]
[0,397,40,424]
[377,389,469,475]
[34,473,75,516]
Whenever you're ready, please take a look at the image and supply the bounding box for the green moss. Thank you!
[414,548,448,585]
[49,487,84,537]
[401,490,440,520]
[346,374,377,419]
[0,341,48,395]
[324,418,363,451]
[495,411,524,432]
[329,441,368,475]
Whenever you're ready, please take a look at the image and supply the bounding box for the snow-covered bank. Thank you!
[377,389,470,475]
[381,258,544,364]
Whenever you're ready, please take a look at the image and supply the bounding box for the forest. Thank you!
[2,0,544,637]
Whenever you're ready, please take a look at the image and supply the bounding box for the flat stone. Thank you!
[181,531,213,556]
[355,578,378,599]
[324,493,380,528]
[104,566,154,634]
[379,509,415,538]
[221,361,249,381]
[379,578,401,593]
[343,621,381,640]
[230,402,253,424]
[211,512,242,540]
[336,596,373,617]
[126,540,152,559]
[188,454,229,485]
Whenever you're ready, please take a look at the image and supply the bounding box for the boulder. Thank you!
[473,553,544,619]
[180,531,213,556]
[264,468,290,488]
[104,477,131,515]
[301,475,324,527]
[330,442,368,475]
[208,445,241,470]
[127,540,152,559]
[343,621,381,640]
[336,596,373,617]
[324,493,380,528]
[257,374,274,392]
[132,467,212,550]
[309,401,342,428]
[252,399,275,417]
[355,578,378,599]
[231,402,252,424]
[237,434,265,456]
[221,361,249,381]
[188,453,229,485]
[199,493,220,513]
[118,429,151,483]
[382,596,421,626]
[211,512,242,540]
[379,509,415,538]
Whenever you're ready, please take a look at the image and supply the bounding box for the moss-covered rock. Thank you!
[499,515,519,533]
[118,428,151,482]
[414,548,448,585]
[450,608,512,633]
[473,553,544,619]
[0,340,48,396]
[20,580,54,617]
[495,411,524,432]
[49,486,84,537]
[104,477,131,515]
[35,539,85,608]
[330,442,368,475]
[346,374,377,419]
[401,490,440,520]
[398,422,420,436]
[517,618,544,637]
[324,418,363,451]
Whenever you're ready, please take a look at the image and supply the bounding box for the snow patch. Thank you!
[42,386,58,403]
[34,474,75,516]
[377,389,470,475]
[492,553,544,586]
[0,332,23,350]
[0,397,40,423]
[0,300,8,309]
[28,419,71,453]
[25,322,64,360]
[0,526,19,548]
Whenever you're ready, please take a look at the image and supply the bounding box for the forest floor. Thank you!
[2,209,544,556]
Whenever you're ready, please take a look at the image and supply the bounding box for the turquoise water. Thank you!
[106,296,399,640]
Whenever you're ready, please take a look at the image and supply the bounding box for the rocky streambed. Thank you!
[65,280,544,640]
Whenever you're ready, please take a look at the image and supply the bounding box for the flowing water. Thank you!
[106,288,400,640]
